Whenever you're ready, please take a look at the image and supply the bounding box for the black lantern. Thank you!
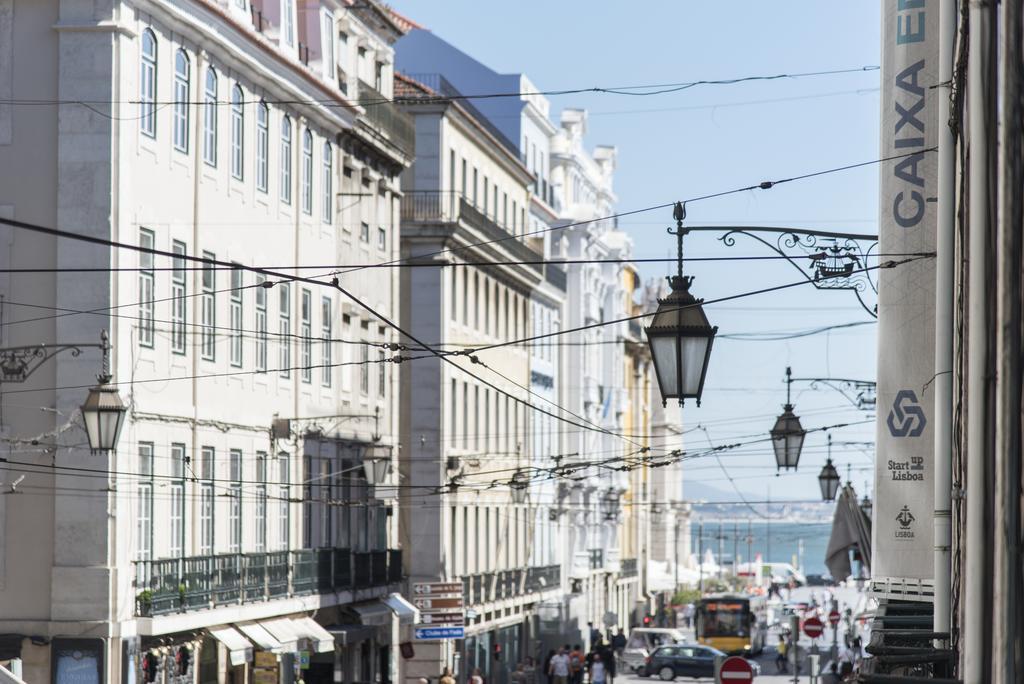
[818,434,841,501]
[645,203,717,407]
[860,494,873,518]
[600,489,621,522]
[510,469,530,505]
[80,331,127,454]
[362,445,391,485]
[770,367,805,471]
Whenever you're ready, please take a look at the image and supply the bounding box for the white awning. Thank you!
[289,617,335,653]
[384,593,420,625]
[235,621,287,654]
[208,626,253,666]
[352,601,392,627]
[261,617,301,653]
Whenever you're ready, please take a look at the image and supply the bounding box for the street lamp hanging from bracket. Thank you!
[818,433,841,502]
[645,202,718,407]
[770,366,806,471]
[80,330,128,454]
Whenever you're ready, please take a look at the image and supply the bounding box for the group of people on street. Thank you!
[544,639,618,684]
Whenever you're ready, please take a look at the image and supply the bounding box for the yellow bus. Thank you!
[694,594,768,655]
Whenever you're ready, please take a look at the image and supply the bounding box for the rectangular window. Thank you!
[301,130,313,215]
[484,389,490,452]
[279,283,291,377]
[201,252,216,361]
[321,12,335,78]
[461,159,467,197]
[171,241,187,354]
[282,0,295,46]
[360,222,370,243]
[341,315,352,392]
[449,149,456,192]
[503,192,508,227]
[229,449,242,552]
[230,268,243,367]
[140,32,157,137]
[451,269,458,322]
[203,69,217,166]
[472,168,478,206]
[278,455,290,550]
[378,349,386,397]
[321,297,333,387]
[483,177,489,214]
[256,104,269,192]
[474,385,480,450]
[136,443,154,560]
[255,274,267,372]
[170,443,186,558]
[173,52,190,153]
[231,87,244,180]
[493,186,498,220]
[300,289,312,383]
[281,118,293,203]
[359,333,369,394]
[450,379,457,442]
[138,229,155,348]
[256,452,268,552]
[322,143,333,223]
[200,446,215,555]
[462,381,469,450]
[377,227,386,251]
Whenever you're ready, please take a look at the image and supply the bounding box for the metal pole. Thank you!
[698,521,704,594]
[932,0,956,647]
[964,2,993,680]
[733,521,738,582]
[831,598,839,663]
[674,513,679,592]
[717,522,723,580]
[790,614,800,684]
[994,0,1023,679]
[746,519,752,580]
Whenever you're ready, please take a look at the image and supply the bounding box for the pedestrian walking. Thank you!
[543,650,556,684]
[470,668,484,684]
[610,629,626,658]
[775,634,788,674]
[597,641,616,684]
[440,668,456,684]
[588,654,606,684]
[548,648,571,684]
[569,645,585,684]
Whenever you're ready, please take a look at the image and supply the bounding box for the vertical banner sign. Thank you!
[873,0,939,584]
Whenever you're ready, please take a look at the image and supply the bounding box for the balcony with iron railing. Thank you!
[134,548,402,617]
[358,80,415,156]
[400,192,544,271]
[460,565,561,606]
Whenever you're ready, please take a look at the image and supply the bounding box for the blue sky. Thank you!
[391,1,882,504]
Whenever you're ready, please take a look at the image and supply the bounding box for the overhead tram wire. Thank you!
[0,252,928,275]
[0,217,641,447]
[331,148,937,278]
[0,149,933,330]
[0,66,880,110]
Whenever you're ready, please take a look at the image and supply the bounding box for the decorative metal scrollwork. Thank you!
[0,344,89,383]
[713,226,879,317]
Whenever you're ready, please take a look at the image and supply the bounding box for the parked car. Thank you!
[620,628,688,675]
[644,644,761,680]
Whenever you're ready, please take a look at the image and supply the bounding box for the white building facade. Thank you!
[0,1,414,682]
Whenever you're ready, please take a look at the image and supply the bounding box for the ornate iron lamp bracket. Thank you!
[0,342,103,383]
[697,226,879,317]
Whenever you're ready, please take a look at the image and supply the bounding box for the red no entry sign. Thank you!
[719,656,754,683]
[804,615,825,639]
[828,609,841,627]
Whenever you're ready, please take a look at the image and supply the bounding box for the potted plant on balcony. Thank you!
[136,590,153,616]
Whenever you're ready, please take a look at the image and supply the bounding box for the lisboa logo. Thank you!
[895,505,916,540]
[887,389,927,438]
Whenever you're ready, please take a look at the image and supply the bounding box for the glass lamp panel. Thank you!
[679,336,710,396]
[649,335,679,397]
[83,409,102,451]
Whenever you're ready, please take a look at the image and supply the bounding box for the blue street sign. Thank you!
[415,627,465,640]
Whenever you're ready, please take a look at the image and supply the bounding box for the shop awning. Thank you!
[384,593,420,625]
[207,626,253,666]
[351,601,392,627]
[289,617,334,653]
[326,625,377,646]
[235,621,288,654]
[261,617,301,653]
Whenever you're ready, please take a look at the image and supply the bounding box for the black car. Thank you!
[643,644,760,680]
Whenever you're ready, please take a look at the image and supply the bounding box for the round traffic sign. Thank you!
[828,609,841,627]
[719,656,754,683]
[803,615,825,639]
